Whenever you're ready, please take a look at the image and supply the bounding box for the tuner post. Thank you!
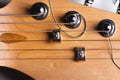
[62,11,82,29]
[97,19,116,37]
[30,2,49,20]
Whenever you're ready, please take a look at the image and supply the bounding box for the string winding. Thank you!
[48,0,86,38]
[107,32,120,70]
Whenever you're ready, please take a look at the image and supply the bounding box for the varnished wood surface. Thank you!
[0,0,120,80]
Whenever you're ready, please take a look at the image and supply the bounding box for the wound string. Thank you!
[107,32,120,70]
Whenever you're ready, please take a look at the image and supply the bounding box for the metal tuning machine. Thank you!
[62,11,82,29]
[97,19,116,37]
[30,2,49,20]
[61,11,86,38]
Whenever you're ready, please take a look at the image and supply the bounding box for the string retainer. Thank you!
[48,29,61,42]
[74,47,86,61]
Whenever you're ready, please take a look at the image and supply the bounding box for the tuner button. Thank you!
[0,0,11,8]
[30,2,49,20]
[97,19,116,37]
[62,11,82,29]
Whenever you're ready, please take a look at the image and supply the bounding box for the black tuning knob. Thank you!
[30,2,49,20]
[97,19,116,37]
[0,0,11,8]
[62,11,82,29]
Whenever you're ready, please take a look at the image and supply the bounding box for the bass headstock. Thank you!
[0,0,120,80]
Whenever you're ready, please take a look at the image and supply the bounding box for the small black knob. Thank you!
[0,0,11,8]
[97,19,116,37]
[62,11,82,29]
[30,2,49,20]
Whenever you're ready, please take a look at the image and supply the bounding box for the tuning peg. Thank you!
[48,29,61,42]
[0,66,35,80]
[97,19,116,37]
[0,0,11,8]
[30,2,49,20]
[62,11,82,29]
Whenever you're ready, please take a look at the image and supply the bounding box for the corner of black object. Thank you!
[30,2,49,20]
[74,47,86,61]
[62,11,82,29]
[0,0,11,8]
[97,19,116,37]
[0,66,35,80]
[48,29,61,42]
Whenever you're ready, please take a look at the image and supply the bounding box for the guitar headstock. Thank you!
[0,0,120,80]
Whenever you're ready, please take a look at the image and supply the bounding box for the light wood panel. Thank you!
[0,0,120,80]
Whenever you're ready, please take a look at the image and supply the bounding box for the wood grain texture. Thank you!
[0,0,120,80]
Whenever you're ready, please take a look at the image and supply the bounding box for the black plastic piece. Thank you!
[48,29,61,42]
[30,2,49,20]
[0,0,11,8]
[74,48,85,61]
[0,66,35,80]
[97,19,116,37]
[85,0,94,6]
[62,11,82,29]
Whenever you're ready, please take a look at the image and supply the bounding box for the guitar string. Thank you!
[0,48,120,51]
[0,39,120,42]
[0,14,48,16]
[0,58,120,60]
[0,30,109,32]
[0,21,80,26]
[0,46,120,60]
[108,32,120,70]
[48,0,61,29]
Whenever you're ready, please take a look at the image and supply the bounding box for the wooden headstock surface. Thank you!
[0,0,120,80]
